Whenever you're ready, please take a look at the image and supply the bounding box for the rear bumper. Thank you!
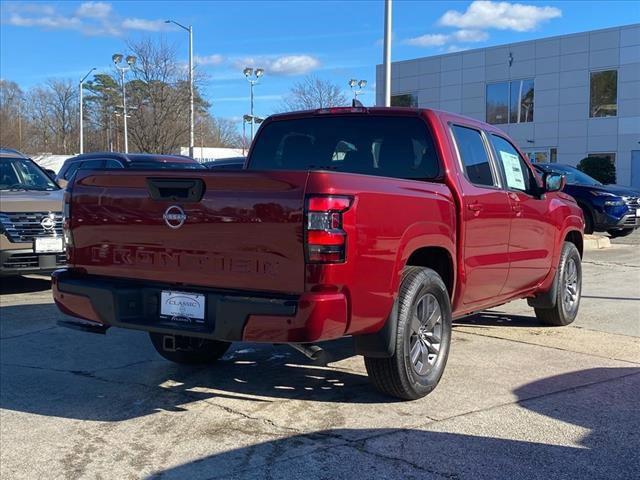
[52,269,348,343]
[1,248,66,277]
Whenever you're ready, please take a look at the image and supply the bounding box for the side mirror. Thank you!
[45,169,57,180]
[543,172,565,192]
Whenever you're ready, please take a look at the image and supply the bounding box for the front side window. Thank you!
[486,80,534,125]
[391,93,418,107]
[491,135,535,193]
[250,115,440,180]
[103,159,124,168]
[451,125,496,187]
[590,70,617,118]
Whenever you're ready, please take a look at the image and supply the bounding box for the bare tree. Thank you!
[197,116,242,148]
[280,76,348,112]
[0,80,25,149]
[46,79,78,154]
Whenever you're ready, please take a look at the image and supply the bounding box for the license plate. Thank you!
[34,237,64,253]
[160,291,206,322]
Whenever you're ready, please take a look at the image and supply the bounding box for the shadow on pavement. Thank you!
[456,310,544,328]
[147,367,640,480]
[0,326,395,422]
[0,275,51,295]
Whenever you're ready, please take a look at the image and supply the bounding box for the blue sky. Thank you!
[1,0,639,127]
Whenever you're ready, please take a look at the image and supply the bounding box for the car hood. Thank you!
[581,184,640,198]
[0,189,64,212]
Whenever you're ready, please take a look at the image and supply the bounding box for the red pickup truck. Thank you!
[53,107,584,400]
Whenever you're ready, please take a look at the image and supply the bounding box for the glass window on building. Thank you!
[590,70,617,118]
[510,79,534,123]
[486,82,509,124]
[391,93,418,107]
[487,80,534,125]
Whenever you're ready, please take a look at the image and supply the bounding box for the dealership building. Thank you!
[376,24,640,187]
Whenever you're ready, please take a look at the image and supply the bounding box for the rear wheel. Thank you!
[607,228,634,238]
[534,242,582,326]
[149,332,231,364]
[364,267,452,400]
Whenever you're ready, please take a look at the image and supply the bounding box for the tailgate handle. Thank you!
[146,178,205,202]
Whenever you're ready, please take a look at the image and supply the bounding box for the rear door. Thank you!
[489,134,556,293]
[69,170,308,294]
[450,124,512,305]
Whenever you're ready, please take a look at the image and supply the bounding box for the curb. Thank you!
[584,234,611,250]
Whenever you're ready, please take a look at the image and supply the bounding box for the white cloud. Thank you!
[269,55,320,75]
[405,33,448,47]
[6,13,81,30]
[452,29,489,43]
[234,55,321,76]
[2,2,171,36]
[195,54,225,66]
[76,2,112,19]
[404,29,487,48]
[121,18,169,32]
[439,1,562,32]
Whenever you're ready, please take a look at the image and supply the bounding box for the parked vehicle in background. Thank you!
[55,152,204,188]
[53,107,584,400]
[203,157,246,170]
[0,149,65,276]
[534,163,639,237]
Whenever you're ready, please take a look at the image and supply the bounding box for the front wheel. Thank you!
[534,242,582,326]
[149,332,231,364]
[607,228,634,238]
[364,267,452,400]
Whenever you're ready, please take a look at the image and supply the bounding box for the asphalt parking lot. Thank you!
[1,234,639,480]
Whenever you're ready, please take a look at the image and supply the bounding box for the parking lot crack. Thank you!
[0,326,56,340]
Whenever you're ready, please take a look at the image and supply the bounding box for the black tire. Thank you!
[534,242,582,326]
[607,228,634,238]
[364,267,452,400]
[149,332,230,365]
[581,207,594,234]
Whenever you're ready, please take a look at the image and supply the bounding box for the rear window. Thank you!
[249,115,440,180]
[127,161,204,170]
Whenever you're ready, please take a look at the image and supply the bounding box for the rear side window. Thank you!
[451,125,495,187]
[104,159,124,169]
[249,115,440,180]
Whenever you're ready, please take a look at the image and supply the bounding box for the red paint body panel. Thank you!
[55,107,583,343]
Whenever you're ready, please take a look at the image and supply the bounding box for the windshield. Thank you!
[249,115,441,180]
[0,158,59,191]
[537,164,602,186]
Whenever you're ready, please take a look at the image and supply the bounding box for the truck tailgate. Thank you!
[69,170,308,294]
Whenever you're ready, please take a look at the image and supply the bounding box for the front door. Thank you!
[490,135,556,294]
[450,125,512,305]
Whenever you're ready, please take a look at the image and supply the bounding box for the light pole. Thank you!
[243,67,264,140]
[166,20,194,158]
[383,0,392,106]
[112,53,136,153]
[349,79,367,103]
[79,67,96,154]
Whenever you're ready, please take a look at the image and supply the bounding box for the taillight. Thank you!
[305,195,352,264]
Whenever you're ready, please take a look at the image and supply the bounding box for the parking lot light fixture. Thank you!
[113,53,135,153]
[166,19,195,158]
[79,67,96,154]
[244,67,264,140]
[349,79,368,102]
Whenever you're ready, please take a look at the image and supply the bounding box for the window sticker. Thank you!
[500,150,526,190]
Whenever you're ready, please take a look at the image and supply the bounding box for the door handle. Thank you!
[468,202,482,212]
